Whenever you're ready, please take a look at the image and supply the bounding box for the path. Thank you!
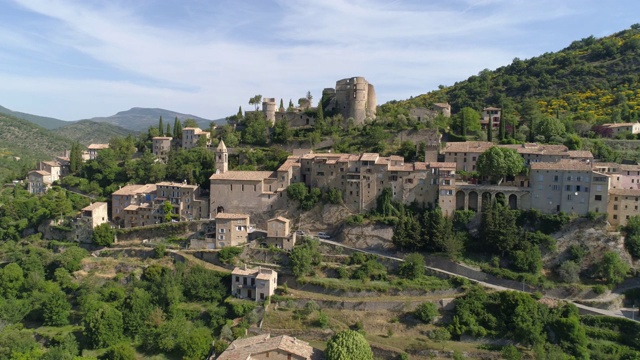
[317,239,631,320]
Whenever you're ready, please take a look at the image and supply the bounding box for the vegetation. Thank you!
[325,330,373,360]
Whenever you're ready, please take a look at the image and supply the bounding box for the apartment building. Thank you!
[529,160,609,215]
[111,184,158,226]
[214,213,250,248]
[231,266,277,301]
[152,136,172,162]
[182,127,210,150]
[156,181,209,222]
[592,163,640,190]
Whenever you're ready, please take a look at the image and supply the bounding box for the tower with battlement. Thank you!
[330,77,376,125]
[261,98,277,126]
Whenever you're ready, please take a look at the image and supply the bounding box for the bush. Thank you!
[99,343,136,360]
[568,244,588,261]
[593,284,607,295]
[91,223,115,247]
[153,244,166,258]
[218,246,243,264]
[557,261,581,283]
[415,302,438,324]
[398,253,425,280]
[317,311,329,328]
[345,214,365,225]
[325,330,373,360]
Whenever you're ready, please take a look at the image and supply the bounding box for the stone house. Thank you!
[152,136,172,162]
[263,216,297,250]
[481,107,501,129]
[111,184,158,226]
[231,266,277,301]
[27,170,52,194]
[608,188,640,227]
[214,213,250,248]
[156,181,209,222]
[182,127,210,150]
[600,122,640,137]
[87,143,109,160]
[215,333,319,360]
[73,202,109,242]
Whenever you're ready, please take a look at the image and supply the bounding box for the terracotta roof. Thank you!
[568,150,594,158]
[483,107,501,111]
[111,184,157,196]
[618,164,640,171]
[152,136,172,140]
[443,141,494,153]
[502,143,569,156]
[360,153,379,161]
[530,160,592,171]
[29,170,50,176]
[277,158,299,171]
[124,204,139,211]
[216,213,250,220]
[209,171,275,181]
[81,202,107,212]
[269,216,290,224]
[428,162,457,169]
[434,102,450,108]
[217,333,314,360]
[87,143,109,150]
[41,160,60,167]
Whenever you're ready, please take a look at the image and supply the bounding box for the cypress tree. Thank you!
[158,116,164,136]
[166,123,171,137]
[461,110,467,137]
[174,117,182,139]
[279,99,285,112]
[487,118,493,142]
[237,106,243,120]
[498,115,505,141]
[288,99,294,110]
[316,97,324,122]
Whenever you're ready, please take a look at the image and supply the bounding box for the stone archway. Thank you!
[495,192,506,207]
[482,192,492,209]
[216,206,225,214]
[456,191,466,210]
[468,191,478,211]
[509,194,518,210]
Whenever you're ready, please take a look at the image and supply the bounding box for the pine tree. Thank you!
[158,116,164,136]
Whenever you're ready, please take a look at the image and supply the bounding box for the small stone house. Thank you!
[215,213,250,248]
[215,333,319,360]
[264,216,297,250]
[231,266,277,301]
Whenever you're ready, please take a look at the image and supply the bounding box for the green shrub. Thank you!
[218,246,243,264]
[415,302,438,324]
[593,284,607,295]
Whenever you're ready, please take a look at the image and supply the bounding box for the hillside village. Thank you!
[4,26,640,360]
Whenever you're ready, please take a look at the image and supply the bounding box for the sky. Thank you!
[0,0,639,121]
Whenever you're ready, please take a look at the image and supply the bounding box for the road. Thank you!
[316,238,631,320]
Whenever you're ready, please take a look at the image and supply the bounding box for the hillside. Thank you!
[0,113,70,183]
[52,120,135,146]
[384,25,640,122]
[86,107,224,131]
[0,104,69,129]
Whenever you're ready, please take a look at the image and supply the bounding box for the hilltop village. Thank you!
[9,75,640,359]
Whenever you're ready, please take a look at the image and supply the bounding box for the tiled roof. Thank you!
[156,181,198,189]
[443,141,494,153]
[111,184,157,196]
[81,202,107,211]
[124,204,139,211]
[209,171,275,181]
[152,136,172,140]
[483,107,501,111]
[87,143,109,150]
[428,162,457,169]
[568,150,594,158]
[602,122,638,128]
[216,213,250,220]
[269,216,290,224]
[360,153,379,161]
[41,160,60,167]
[217,333,314,360]
[530,160,592,171]
[29,170,51,176]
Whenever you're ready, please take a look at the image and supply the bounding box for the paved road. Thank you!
[316,238,631,320]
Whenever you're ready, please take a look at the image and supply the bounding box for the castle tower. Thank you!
[215,140,228,174]
[334,77,376,125]
[262,98,277,126]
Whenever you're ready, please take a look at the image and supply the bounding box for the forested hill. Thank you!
[52,120,135,146]
[384,24,640,121]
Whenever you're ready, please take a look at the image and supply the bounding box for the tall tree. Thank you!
[84,305,124,349]
[237,106,243,120]
[288,99,294,110]
[166,123,171,137]
[498,106,506,141]
[173,117,182,139]
[43,287,71,326]
[487,118,493,142]
[158,116,164,136]
[279,99,285,112]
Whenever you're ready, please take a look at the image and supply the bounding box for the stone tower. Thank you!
[333,77,376,125]
[262,98,277,126]
[424,130,442,163]
[215,140,228,174]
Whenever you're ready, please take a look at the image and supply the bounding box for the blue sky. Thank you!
[0,0,638,121]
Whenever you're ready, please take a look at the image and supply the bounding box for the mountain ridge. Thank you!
[85,107,225,131]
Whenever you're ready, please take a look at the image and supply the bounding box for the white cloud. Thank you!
[0,0,623,120]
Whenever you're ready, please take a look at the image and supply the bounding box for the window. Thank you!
[596,185,603,192]
[538,175,544,181]
[613,215,618,219]
[565,185,571,191]
[235,276,239,282]
[595,195,602,201]
[567,176,572,181]
[553,175,559,182]
[552,185,560,191]
[567,194,573,200]
[576,185,581,192]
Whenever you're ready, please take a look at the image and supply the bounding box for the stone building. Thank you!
[182,127,210,150]
[264,216,297,250]
[481,107,501,129]
[600,122,640,137]
[214,213,250,248]
[231,266,277,301]
[152,136,172,162]
[111,184,158,226]
[40,160,62,182]
[529,160,609,215]
[73,202,109,243]
[87,143,109,160]
[27,170,52,194]
[608,188,640,227]
[156,181,209,222]
[215,333,318,360]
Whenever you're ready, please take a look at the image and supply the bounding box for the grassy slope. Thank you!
[0,104,69,129]
[52,120,136,146]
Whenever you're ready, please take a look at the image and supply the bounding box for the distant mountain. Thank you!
[86,107,225,132]
[52,120,136,146]
[0,105,69,130]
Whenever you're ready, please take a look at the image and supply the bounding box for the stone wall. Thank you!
[115,220,209,242]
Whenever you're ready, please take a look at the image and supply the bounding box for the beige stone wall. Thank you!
[215,217,249,248]
[530,169,606,215]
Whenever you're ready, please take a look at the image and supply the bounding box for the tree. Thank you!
[279,99,284,112]
[237,106,243,120]
[272,119,292,144]
[43,287,71,326]
[166,122,171,137]
[122,288,153,336]
[249,94,262,111]
[84,305,124,348]
[487,118,493,142]
[536,116,566,142]
[596,251,629,286]
[557,261,581,283]
[178,326,213,360]
[288,99,294,110]
[91,223,115,247]
[158,116,164,136]
[325,330,373,360]
[476,146,523,183]
[306,90,313,104]
[99,343,136,360]
[454,107,481,135]
[70,142,83,174]
[398,253,425,280]
[415,302,438,323]
[623,215,640,258]
[173,117,183,139]
[0,263,24,298]
[290,238,321,277]
[182,265,227,302]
